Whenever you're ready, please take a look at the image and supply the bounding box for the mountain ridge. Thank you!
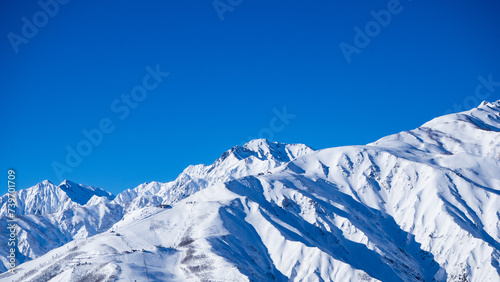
[1,100,500,281]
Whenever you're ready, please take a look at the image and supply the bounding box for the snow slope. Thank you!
[0,202,123,273]
[1,100,500,281]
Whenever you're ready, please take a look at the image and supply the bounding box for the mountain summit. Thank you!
[58,180,113,205]
[112,139,314,212]
[221,139,313,162]
[0,180,113,216]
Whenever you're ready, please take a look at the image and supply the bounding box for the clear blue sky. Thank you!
[1,0,500,194]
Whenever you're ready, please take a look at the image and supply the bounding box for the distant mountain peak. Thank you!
[221,139,314,163]
[58,179,76,186]
[58,180,113,205]
[40,179,54,185]
[0,180,114,217]
[242,138,272,147]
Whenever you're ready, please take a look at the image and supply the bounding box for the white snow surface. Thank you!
[1,100,500,281]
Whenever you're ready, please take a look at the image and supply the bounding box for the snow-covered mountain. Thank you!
[0,202,123,272]
[0,180,118,273]
[0,140,313,273]
[112,139,313,212]
[0,180,113,216]
[1,100,500,281]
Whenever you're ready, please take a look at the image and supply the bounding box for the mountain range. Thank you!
[1,100,500,281]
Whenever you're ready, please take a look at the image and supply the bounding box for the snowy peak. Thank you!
[370,99,500,159]
[111,139,314,211]
[222,139,313,163]
[0,180,113,216]
[132,181,163,196]
[181,139,313,179]
[176,139,313,184]
[40,179,53,185]
[0,180,69,216]
[85,195,111,206]
[58,180,113,205]
[423,99,500,132]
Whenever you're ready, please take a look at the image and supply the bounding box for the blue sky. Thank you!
[1,0,500,195]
